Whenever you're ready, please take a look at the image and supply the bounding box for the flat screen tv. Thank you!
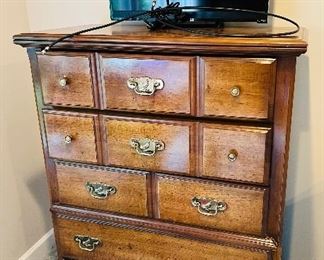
[110,0,269,25]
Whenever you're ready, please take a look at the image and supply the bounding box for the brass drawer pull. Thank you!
[192,197,227,216]
[130,138,165,157]
[127,76,164,96]
[59,75,69,88]
[64,135,73,144]
[85,182,117,199]
[228,149,238,162]
[230,86,241,97]
[74,235,101,252]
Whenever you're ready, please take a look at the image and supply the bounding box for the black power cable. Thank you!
[41,10,152,54]
[41,3,300,54]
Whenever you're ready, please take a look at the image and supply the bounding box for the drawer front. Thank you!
[103,116,193,174]
[201,58,276,119]
[44,112,99,163]
[201,124,271,184]
[100,54,195,114]
[56,162,149,216]
[55,217,268,260]
[157,175,268,235]
[38,53,96,108]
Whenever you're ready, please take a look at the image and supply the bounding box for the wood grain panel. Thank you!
[14,26,308,56]
[201,58,276,119]
[44,111,98,163]
[52,204,279,253]
[55,217,268,260]
[56,161,149,217]
[201,124,271,184]
[100,54,195,115]
[157,175,268,235]
[103,116,192,174]
[38,53,96,108]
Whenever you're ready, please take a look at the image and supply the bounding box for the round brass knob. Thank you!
[228,149,238,162]
[59,76,68,88]
[64,135,73,144]
[230,86,241,97]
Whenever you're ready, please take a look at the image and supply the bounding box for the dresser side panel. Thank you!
[267,56,297,242]
[27,48,62,255]
[27,48,59,202]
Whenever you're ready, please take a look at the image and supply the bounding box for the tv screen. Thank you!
[110,0,269,23]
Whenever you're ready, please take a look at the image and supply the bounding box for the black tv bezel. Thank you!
[110,0,269,24]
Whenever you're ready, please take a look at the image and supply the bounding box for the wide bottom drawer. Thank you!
[54,216,269,260]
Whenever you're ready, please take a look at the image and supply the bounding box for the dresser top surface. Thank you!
[13,24,307,55]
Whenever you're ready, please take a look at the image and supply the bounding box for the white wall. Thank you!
[26,0,108,31]
[1,1,323,259]
[0,1,52,259]
[271,2,324,260]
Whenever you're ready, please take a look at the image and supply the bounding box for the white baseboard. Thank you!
[19,229,57,260]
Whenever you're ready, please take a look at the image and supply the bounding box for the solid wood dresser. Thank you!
[14,25,307,260]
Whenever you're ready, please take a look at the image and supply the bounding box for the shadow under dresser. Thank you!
[13,25,307,260]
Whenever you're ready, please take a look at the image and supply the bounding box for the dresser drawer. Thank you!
[100,54,195,115]
[157,175,268,235]
[200,58,276,119]
[44,111,100,163]
[201,124,271,184]
[55,217,268,260]
[38,53,96,108]
[55,161,149,217]
[103,116,194,174]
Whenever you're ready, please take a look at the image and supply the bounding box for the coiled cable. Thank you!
[41,2,300,54]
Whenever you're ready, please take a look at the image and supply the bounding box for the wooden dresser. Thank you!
[14,25,307,260]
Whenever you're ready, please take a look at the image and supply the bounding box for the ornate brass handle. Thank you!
[85,182,117,200]
[192,197,227,216]
[127,76,164,96]
[130,138,165,157]
[74,235,102,252]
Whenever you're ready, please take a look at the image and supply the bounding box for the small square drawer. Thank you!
[44,111,99,163]
[201,58,276,120]
[157,174,268,236]
[201,124,271,184]
[100,54,195,115]
[103,116,194,174]
[55,217,269,260]
[55,161,149,217]
[38,53,96,108]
